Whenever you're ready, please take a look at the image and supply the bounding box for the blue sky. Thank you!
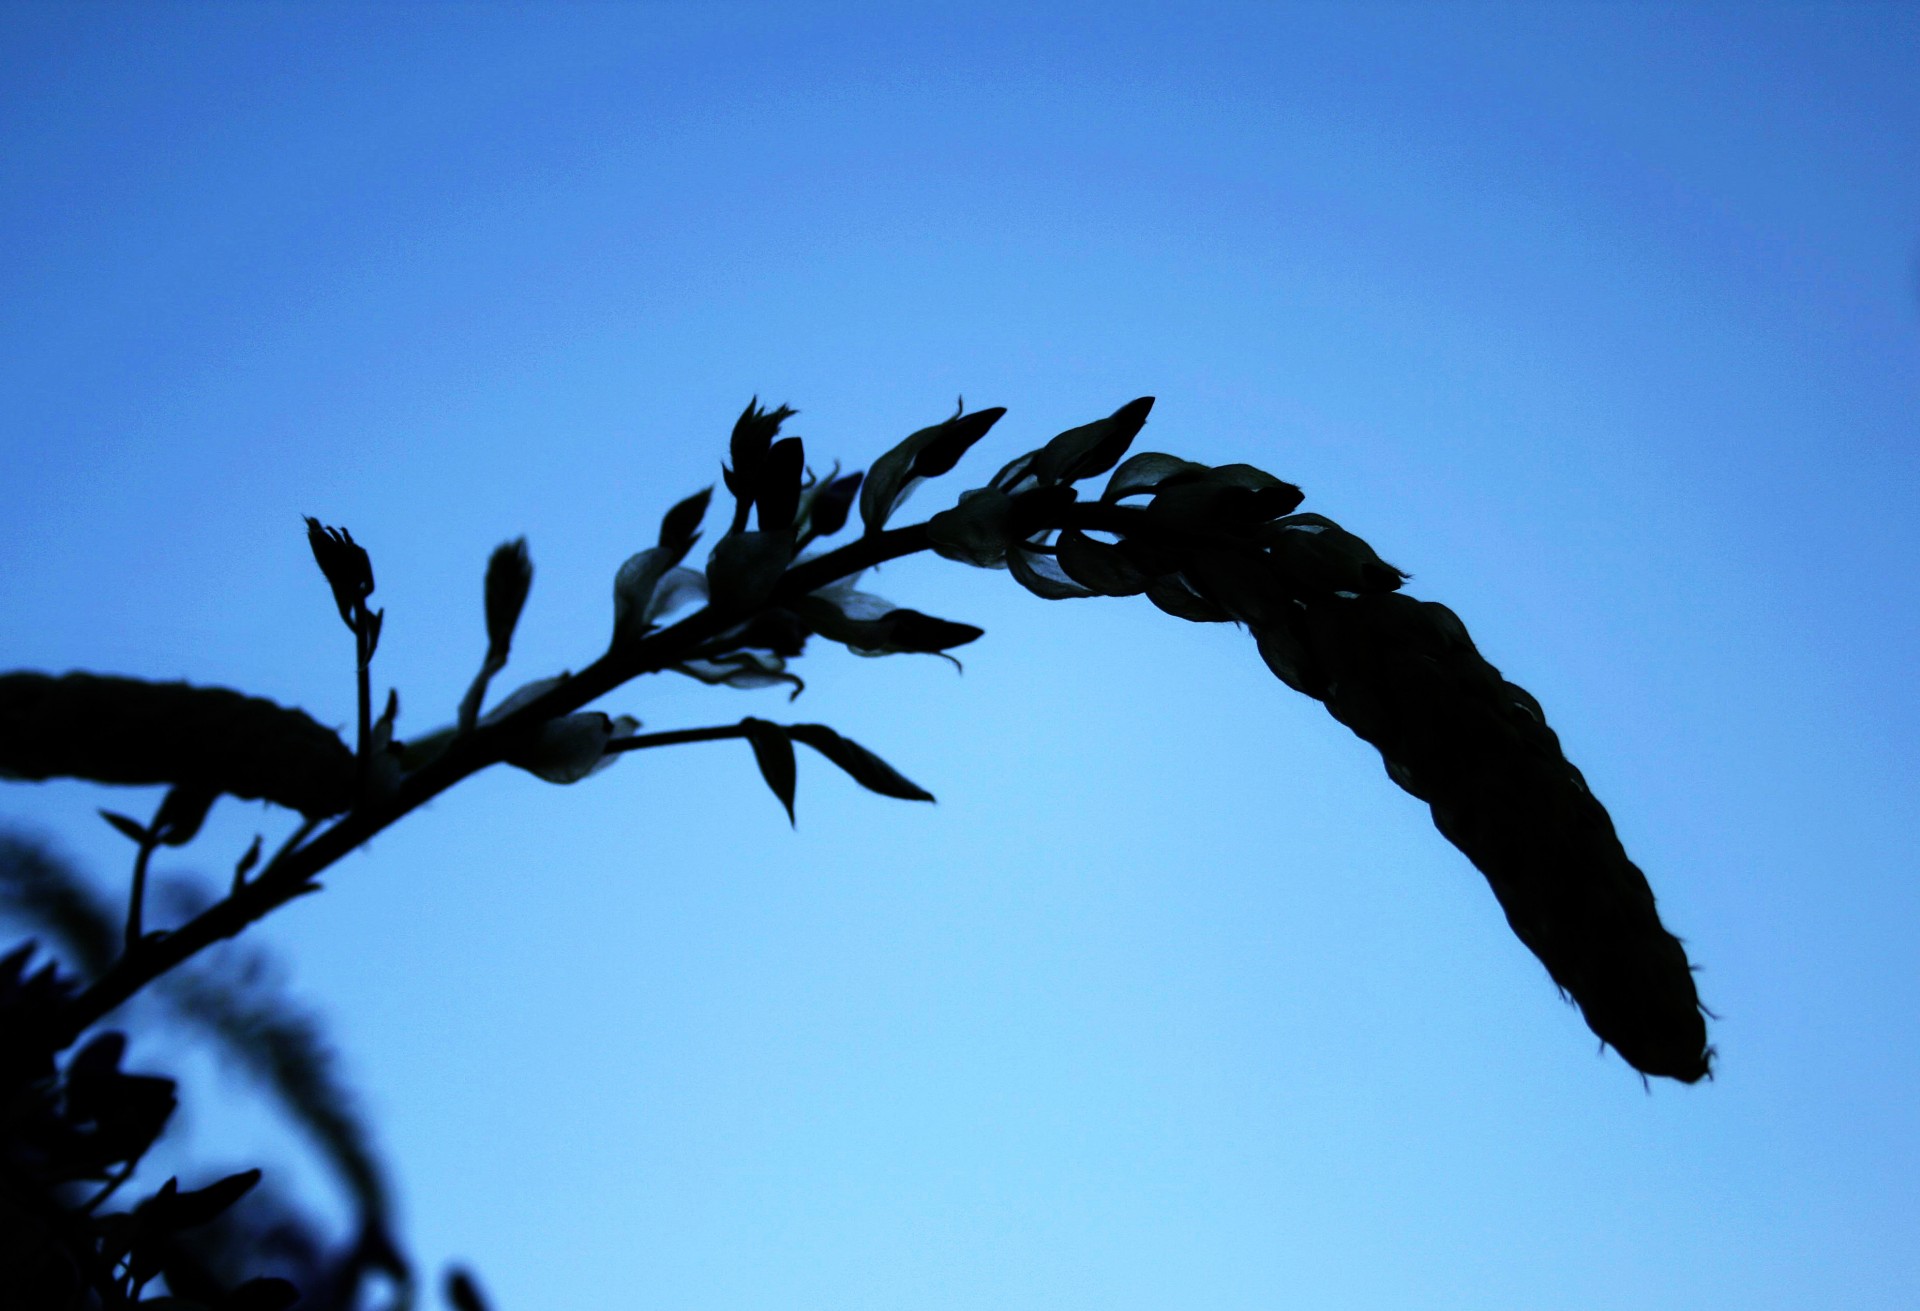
[2,3,1916,1307]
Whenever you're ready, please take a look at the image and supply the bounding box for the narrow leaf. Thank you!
[1144,575,1232,623]
[926,487,1017,567]
[659,487,714,560]
[742,717,797,824]
[612,547,672,648]
[803,471,863,539]
[169,1168,263,1228]
[152,784,217,847]
[447,1270,492,1311]
[1008,544,1097,599]
[1101,451,1208,501]
[1029,396,1154,486]
[99,810,152,845]
[859,401,1002,535]
[788,724,935,802]
[674,654,806,699]
[910,404,1006,478]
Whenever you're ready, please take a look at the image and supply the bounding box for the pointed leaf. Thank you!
[99,813,151,844]
[169,1168,262,1229]
[1209,462,1303,504]
[1102,451,1208,501]
[910,404,1006,478]
[794,597,984,658]
[506,712,631,784]
[706,530,795,611]
[1008,544,1096,599]
[803,471,862,539]
[674,653,806,699]
[482,675,569,724]
[1145,575,1232,623]
[1054,529,1149,595]
[741,717,797,823]
[1253,620,1319,694]
[1266,517,1407,593]
[644,566,709,626]
[152,784,217,847]
[1029,397,1154,485]
[788,724,934,801]
[612,547,673,647]
[99,809,151,845]
[988,446,1042,493]
[876,609,984,653]
[659,487,713,560]
[926,486,1017,567]
[859,409,944,534]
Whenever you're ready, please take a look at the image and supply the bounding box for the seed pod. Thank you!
[0,672,355,819]
[1295,595,1711,1082]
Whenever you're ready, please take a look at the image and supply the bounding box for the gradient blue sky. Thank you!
[3,4,1917,1308]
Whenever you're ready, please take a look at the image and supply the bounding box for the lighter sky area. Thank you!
[2,4,1917,1309]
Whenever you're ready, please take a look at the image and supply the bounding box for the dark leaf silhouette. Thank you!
[675,651,806,699]
[926,487,1018,567]
[1054,529,1150,596]
[99,809,152,846]
[787,724,934,802]
[706,530,795,611]
[153,783,219,848]
[146,1168,263,1231]
[1028,396,1154,485]
[1143,575,1232,623]
[1101,451,1209,501]
[741,718,798,824]
[1007,544,1096,600]
[446,1267,492,1311]
[659,486,714,560]
[803,471,863,539]
[756,436,807,533]
[860,401,1005,535]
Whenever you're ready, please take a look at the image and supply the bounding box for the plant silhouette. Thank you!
[0,395,1711,1307]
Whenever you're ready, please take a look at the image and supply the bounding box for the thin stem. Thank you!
[123,836,156,950]
[603,723,755,754]
[457,651,505,733]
